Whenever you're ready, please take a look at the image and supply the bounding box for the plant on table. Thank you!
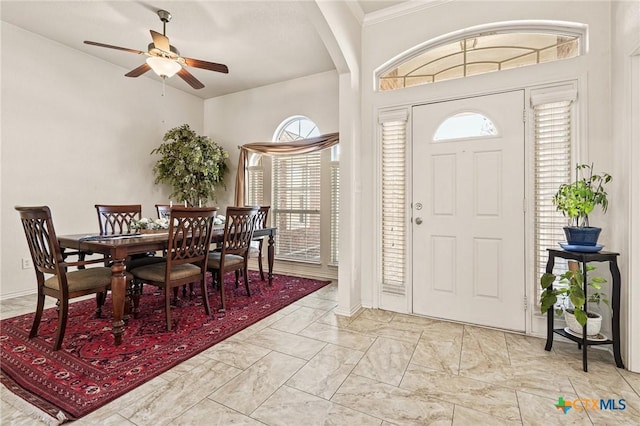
[539,262,609,330]
[130,217,170,231]
[553,163,611,245]
[151,124,229,207]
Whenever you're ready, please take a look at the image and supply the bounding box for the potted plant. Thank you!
[151,124,229,206]
[539,261,609,336]
[553,163,612,246]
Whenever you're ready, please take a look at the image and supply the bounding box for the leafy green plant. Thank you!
[539,263,609,326]
[552,163,612,228]
[151,124,228,206]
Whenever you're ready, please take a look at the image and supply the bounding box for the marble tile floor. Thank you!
[2,282,639,425]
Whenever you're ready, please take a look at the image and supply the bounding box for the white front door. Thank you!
[411,91,525,331]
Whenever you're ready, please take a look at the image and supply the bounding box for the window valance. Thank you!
[234,132,339,206]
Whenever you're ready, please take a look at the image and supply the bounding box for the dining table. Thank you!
[58,226,276,346]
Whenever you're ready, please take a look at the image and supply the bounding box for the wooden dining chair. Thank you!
[156,204,218,298]
[16,206,133,350]
[95,204,167,318]
[95,204,140,235]
[248,206,270,281]
[130,207,217,331]
[207,206,259,311]
[94,204,165,268]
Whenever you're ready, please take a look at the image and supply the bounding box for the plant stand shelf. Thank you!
[543,249,624,372]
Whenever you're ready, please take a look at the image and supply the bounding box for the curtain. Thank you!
[234,132,339,206]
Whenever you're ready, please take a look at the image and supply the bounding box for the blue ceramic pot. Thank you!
[563,226,601,246]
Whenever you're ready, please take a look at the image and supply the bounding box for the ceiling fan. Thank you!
[84,9,228,90]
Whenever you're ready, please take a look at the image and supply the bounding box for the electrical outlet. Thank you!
[21,257,32,269]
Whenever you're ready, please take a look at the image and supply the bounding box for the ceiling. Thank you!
[1,1,406,99]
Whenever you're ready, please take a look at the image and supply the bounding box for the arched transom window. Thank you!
[378,22,586,91]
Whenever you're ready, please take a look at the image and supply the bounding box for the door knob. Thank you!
[415,217,423,225]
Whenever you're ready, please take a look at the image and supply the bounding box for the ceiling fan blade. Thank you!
[184,57,229,74]
[150,30,171,52]
[177,68,205,89]
[125,63,151,78]
[84,40,146,55]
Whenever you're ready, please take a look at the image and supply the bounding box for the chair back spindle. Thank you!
[95,204,142,235]
[16,206,62,277]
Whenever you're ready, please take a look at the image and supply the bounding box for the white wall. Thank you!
[611,0,640,371]
[0,23,204,298]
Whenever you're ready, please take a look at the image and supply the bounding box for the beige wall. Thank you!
[0,23,204,298]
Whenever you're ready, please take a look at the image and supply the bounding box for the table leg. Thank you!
[110,259,127,346]
[544,254,556,351]
[609,260,625,369]
[267,234,274,286]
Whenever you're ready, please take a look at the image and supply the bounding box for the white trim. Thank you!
[378,108,408,123]
[628,47,640,372]
[530,86,577,106]
[373,20,589,91]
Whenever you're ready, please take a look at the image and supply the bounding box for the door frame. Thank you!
[378,87,538,333]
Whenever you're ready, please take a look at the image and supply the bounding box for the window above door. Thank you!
[377,21,587,91]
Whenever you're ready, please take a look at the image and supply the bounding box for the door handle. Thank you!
[415,217,423,225]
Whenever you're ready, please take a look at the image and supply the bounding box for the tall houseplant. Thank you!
[553,163,611,245]
[151,124,228,206]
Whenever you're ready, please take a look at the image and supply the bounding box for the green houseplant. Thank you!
[151,124,229,206]
[553,163,612,245]
[539,262,609,335]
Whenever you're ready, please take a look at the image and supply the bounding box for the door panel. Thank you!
[412,91,525,331]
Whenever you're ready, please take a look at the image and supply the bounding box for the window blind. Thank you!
[273,153,321,262]
[247,165,264,207]
[330,161,340,265]
[533,99,573,296]
[380,118,407,294]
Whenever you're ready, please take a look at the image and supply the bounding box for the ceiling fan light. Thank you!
[146,56,181,78]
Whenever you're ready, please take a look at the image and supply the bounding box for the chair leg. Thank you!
[235,270,240,288]
[258,241,265,281]
[219,271,226,312]
[53,299,69,351]
[29,290,45,339]
[95,290,107,318]
[130,281,142,319]
[244,263,251,297]
[165,286,172,331]
[173,286,180,305]
[201,277,211,316]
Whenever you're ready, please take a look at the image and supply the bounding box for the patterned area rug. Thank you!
[1,272,330,422]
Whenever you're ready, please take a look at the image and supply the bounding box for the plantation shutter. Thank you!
[379,109,408,295]
[330,161,340,265]
[273,153,321,262]
[532,86,576,299]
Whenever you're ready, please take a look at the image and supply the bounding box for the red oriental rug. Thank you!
[0,272,330,422]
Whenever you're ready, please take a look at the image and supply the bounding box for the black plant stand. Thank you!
[543,249,624,372]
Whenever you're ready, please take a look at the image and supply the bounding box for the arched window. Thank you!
[272,116,323,263]
[377,21,586,91]
[433,112,498,141]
